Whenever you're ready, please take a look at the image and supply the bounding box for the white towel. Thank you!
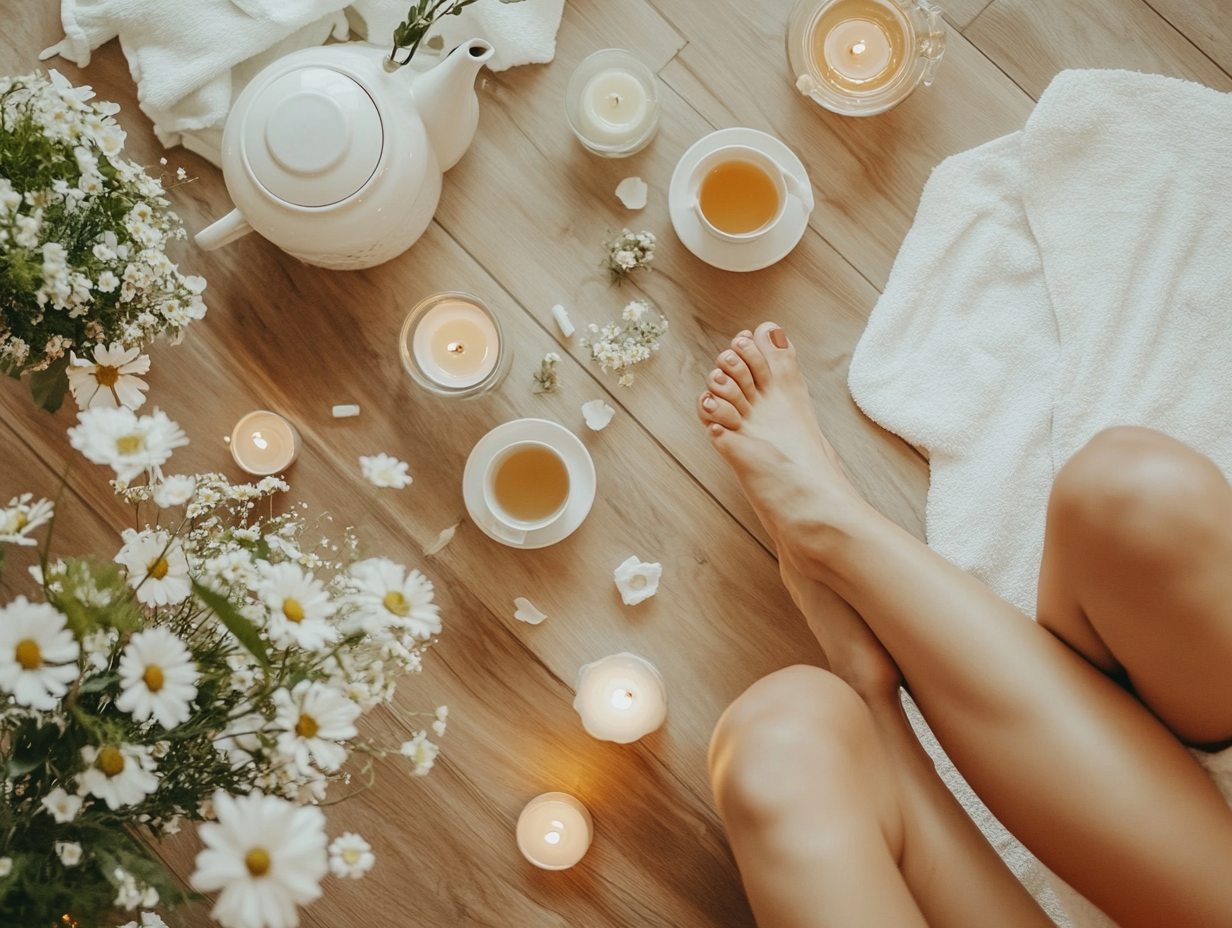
[849,69,1232,927]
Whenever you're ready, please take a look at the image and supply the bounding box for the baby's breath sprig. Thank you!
[532,352,562,393]
[603,228,655,285]
[580,299,669,387]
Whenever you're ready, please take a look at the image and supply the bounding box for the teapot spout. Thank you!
[412,38,493,172]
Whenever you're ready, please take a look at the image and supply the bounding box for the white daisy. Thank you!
[66,342,150,410]
[613,555,663,606]
[55,841,83,867]
[256,562,337,651]
[191,790,327,928]
[0,493,53,546]
[68,406,189,482]
[400,731,439,776]
[327,833,374,879]
[77,743,160,810]
[114,528,191,606]
[359,453,412,489]
[0,597,79,710]
[41,786,83,823]
[153,474,196,508]
[345,558,440,639]
[115,627,199,729]
[271,680,360,775]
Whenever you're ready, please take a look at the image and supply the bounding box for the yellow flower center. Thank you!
[15,639,42,670]
[245,848,271,877]
[341,846,363,866]
[94,364,120,387]
[143,664,165,692]
[5,511,29,533]
[115,434,144,456]
[97,747,126,778]
[282,599,305,623]
[148,557,170,580]
[295,713,319,739]
[383,591,409,616]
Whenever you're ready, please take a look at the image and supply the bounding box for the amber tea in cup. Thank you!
[698,159,781,236]
[488,442,571,527]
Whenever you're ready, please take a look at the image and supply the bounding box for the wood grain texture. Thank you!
[940,0,994,32]
[966,0,1232,100]
[1143,0,1232,78]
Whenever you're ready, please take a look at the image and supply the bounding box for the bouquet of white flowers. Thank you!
[0,408,443,928]
[0,71,207,412]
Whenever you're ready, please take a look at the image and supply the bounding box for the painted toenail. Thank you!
[770,327,788,349]
[702,396,717,411]
[714,371,728,384]
[737,338,752,348]
[722,351,737,363]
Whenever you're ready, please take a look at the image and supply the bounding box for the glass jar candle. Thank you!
[399,292,512,398]
[565,49,661,158]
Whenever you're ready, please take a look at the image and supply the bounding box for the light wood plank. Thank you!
[942,0,994,33]
[966,0,1232,101]
[1143,0,1232,79]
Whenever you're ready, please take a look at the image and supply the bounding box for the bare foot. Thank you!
[697,322,868,556]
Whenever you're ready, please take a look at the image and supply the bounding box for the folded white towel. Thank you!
[849,69,1232,928]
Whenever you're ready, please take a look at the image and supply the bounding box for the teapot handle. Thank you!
[195,208,253,251]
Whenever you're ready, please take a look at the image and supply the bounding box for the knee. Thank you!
[1050,427,1232,555]
[709,666,872,824]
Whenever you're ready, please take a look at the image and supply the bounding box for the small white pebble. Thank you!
[332,404,360,418]
[552,304,575,337]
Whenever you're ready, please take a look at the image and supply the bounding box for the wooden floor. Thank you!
[2,0,1229,925]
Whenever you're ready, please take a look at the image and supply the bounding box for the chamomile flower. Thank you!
[400,731,439,776]
[0,597,79,710]
[257,562,337,652]
[613,555,662,605]
[190,790,328,928]
[66,342,150,410]
[115,627,199,729]
[346,558,440,639]
[153,473,196,507]
[55,841,83,866]
[359,453,412,489]
[41,787,83,823]
[271,680,360,774]
[115,528,191,606]
[77,743,160,810]
[68,406,189,481]
[327,833,374,879]
[0,493,53,545]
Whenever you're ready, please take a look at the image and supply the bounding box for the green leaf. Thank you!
[78,670,117,694]
[192,580,270,669]
[29,354,70,413]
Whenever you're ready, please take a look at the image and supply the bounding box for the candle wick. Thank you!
[852,40,867,55]
[606,92,622,107]
[447,341,466,355]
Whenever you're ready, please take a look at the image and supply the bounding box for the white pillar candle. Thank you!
[516,792,593,870]
[230,410,300,476]
[411,298,500,389]
[573,652,667,744]
[824,18,893,82]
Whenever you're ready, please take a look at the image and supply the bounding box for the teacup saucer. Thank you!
[463,418,596,549]
[669,127,812,273]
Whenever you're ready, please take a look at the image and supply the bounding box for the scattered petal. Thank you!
[615,176,649,210]
[360,453,412,489]
[332,404,360,418]
[423,522,459,557]
[581,399,616,431]
[552,303,575,337]
[614,555,662,606]
[513,597,547,625]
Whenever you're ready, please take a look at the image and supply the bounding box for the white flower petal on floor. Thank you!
[77,743,160,810]
[615,176,649,209]
[422,522,459,557]
[191,789,328,928]
[581,399,616,431]
[272,679,360,775]
[115,627,199,729]
[41,786,83,823]
[66,341,151,410]
[152,473,196,508]
[613,555,663,606]
[345,557,440,640]
[257,561,338,652]
[513,597,547,625]
[328,832,375,879]
[0,493,53,545]
[68,406,188,481]
[114,528,191,606]
[0,597,79,710]
[359,453,412,489]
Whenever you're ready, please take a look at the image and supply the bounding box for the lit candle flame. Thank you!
[851,40,867,55]
[252,431,268,450]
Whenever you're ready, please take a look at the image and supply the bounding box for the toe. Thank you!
[753,322,797,370]
[731,330,753,345]
[732,333,772,390]
[708,368,751,414]
[698,391,742,431]
[716,350,756,404]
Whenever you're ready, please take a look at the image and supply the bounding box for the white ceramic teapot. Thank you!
[195,39,493,270]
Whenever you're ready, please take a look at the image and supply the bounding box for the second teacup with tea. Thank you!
[689,144,813,244]
[483,440,571,544]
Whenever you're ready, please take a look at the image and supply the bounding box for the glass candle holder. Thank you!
[230,410,300,475]
[786,0,946,117]
[565,49,661,158]
[400,291,512,399]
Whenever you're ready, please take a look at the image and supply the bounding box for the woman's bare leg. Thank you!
[698,323,1232,927]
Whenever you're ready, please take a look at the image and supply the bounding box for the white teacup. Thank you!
[482,440,571,545]
[690,144,814,244]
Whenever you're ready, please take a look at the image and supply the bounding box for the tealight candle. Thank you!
[399,292,510,398]
[230,410,300,476]
[824,18,893,82]
[566,49,661,157]
[516,792,593,870]
[573,652,667,744]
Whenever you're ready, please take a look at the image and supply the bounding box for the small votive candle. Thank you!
[230,410,300,475]
[399,292,511,398]
[573,652,667,744]
[565,49,661,158]
[516,792,593,870]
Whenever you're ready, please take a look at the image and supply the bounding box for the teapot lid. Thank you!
[242,67,383,208]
